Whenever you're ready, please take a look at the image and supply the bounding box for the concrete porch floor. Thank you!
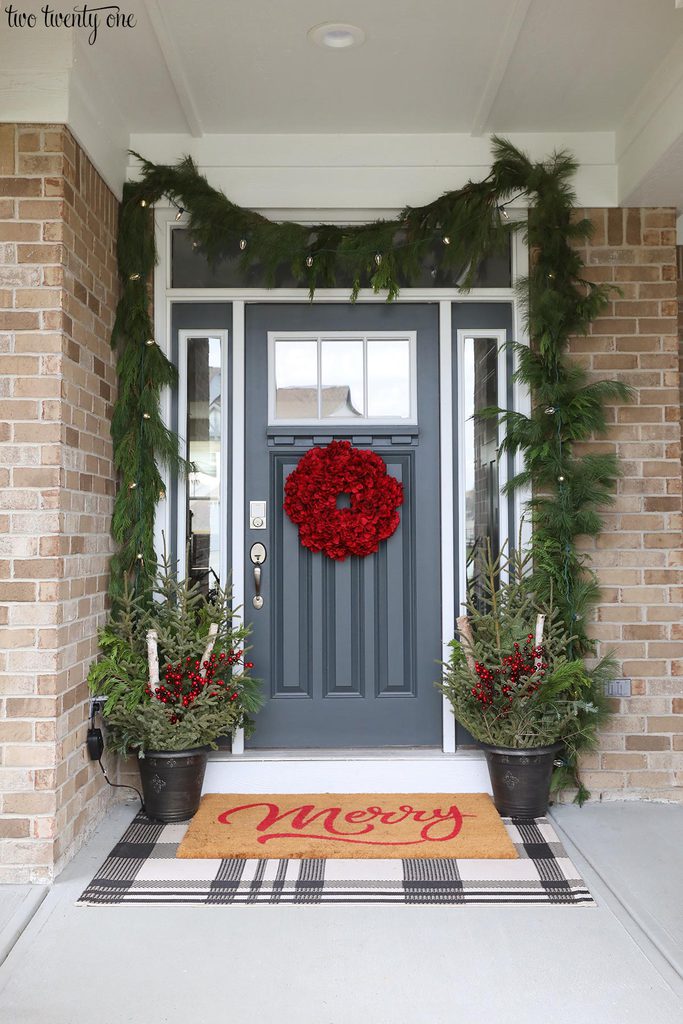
[0,800,681,1024]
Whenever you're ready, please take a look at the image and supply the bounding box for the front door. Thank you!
[244,303,441,748]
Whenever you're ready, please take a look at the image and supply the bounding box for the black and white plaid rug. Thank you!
[77,812,594,906]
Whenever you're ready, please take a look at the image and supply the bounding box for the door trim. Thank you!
[153,206,530,756]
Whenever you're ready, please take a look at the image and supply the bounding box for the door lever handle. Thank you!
[249,542,266,609]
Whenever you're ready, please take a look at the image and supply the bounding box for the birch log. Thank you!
[199,622,219,678]
[534,613,545,672]
[146,629,160,693]
[456,615,476,672]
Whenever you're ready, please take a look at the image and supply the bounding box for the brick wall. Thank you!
[0,124,118,881]
[570,209,682,801]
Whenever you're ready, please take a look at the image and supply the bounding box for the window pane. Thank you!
[464,337,499,593]
[321,339,364,418]
[367,339,411,418]
[187,336,222,596]
[171,227,512,289]
[275,340,318,419]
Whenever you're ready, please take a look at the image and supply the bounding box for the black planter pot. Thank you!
[482,742,562,818]
[138,748,208,822]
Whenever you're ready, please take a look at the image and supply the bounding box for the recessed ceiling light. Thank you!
[307,23,365,49]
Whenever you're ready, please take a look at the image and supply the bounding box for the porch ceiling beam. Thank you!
[616,33,683,206]
[469,0,533,138]
[143,0,203,139]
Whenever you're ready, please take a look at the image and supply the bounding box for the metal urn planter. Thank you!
[138,749,208,822]
[482,742,562,818]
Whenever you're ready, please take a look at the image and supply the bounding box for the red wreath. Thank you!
[283,440,403,561]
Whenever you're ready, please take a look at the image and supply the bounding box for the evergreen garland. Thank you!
[111,137,632,793]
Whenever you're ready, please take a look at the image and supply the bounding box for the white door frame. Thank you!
[153,206,530,756]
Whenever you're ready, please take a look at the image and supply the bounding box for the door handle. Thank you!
[250,542,266,610]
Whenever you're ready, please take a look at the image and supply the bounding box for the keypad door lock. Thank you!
[250,500,266,530]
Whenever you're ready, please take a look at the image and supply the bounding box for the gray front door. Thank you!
[244,303,441,748]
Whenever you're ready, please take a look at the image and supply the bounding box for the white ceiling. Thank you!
[94,0,683,136]
[3,0,683,210]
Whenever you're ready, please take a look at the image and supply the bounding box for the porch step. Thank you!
[203,748,492,794]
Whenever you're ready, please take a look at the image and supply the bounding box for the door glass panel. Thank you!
[464,336,499,593]
[367,338,411,418]
[187,336,222,595]
[321,339,364,417]
[275,339,318,419]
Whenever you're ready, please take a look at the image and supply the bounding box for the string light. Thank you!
[142,413,151,420]
[374,253,382,266]
[548,271,555,280]
[159,489,166,500]
[545,406,556,415]
[175,206,184,221]
[192,240,200,250]
[136,553,144,562]
[239,238,247,251]
[145,338,155,347]
[306,255,314,268]
[557,475,565,483]
[430,267,437,279]
[498,205,510,221]
[140,199,148,208]
[128,481,137,490]
[442,235,451,245]
[129,272,141,281]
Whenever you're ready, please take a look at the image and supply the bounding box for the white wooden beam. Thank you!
[469,0,533,137]
[143,0,203,138]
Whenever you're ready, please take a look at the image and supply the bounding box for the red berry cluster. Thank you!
[145,649,255,717]
[470,634,548,713]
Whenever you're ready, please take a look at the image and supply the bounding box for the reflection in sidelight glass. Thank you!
[367,339,411,418]
[321,339,364,417]
[464,336,499,593]
[187,336,222,596]
[275,339,318,418]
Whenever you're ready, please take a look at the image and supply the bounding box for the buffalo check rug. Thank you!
[77,812,594,906]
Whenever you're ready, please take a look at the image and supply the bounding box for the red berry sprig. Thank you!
[469,634,548,715]
[144,648,254,716]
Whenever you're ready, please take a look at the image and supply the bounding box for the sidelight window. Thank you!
[462,334,502,588]
[177,333,227,596]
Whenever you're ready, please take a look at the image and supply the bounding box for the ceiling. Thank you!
[89,0,683,136]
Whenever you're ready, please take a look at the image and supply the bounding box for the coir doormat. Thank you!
[176,793,517,860]
[77,812,594,906]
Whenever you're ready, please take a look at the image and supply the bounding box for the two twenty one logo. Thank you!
[4,5,137,45]
[217,801,473,847]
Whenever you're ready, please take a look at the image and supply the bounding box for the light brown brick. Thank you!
[647,717,683,733]
[625,735,671,751]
